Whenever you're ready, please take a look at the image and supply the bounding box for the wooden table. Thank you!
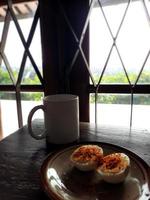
[0,121,150,200]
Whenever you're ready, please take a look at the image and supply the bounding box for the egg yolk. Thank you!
[101,153,129,173]
[72,145,103,163]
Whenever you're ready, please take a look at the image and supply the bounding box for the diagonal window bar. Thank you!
[134,49,150,87]
[93,0,150,127]
[0,0,43,129]
[59,0,137,126]
[96,45,114,91]
[7,0,43,85]
[115,46,131,85]
[0,9,11,64]
[58,1,79,44]
[0,52,16,85]
[58,0,96,86]
[15,6,40,128]
[133,0,150,86]
[16,6,39,86]
[96,0,131,88]
[78,0,95,47]
[0,8,16,86]
[96,0,131,89]
[95,0,132,125]
[79,45,96,85]
[143,0,150,26]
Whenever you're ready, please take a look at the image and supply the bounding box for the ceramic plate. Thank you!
[40,142,150,200]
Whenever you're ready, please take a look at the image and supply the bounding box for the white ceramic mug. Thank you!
[27,94,79,144]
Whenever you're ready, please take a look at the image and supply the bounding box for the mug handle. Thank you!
[27,105,47,140]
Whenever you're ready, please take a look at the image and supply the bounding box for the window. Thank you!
[89,0,150,129]
[1,0,150,137]
[38,0,150,130]
[0,1,44,137]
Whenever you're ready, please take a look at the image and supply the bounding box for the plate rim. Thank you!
[40,141,150,200]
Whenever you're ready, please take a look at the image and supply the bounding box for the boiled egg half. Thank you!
[70,145,103,171]
[97,153,130,184]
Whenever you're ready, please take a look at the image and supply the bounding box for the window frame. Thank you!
[1,0,150,129]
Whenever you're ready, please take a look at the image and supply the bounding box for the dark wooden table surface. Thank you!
[0,121,150,200]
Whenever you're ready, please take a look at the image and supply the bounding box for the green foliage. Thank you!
[90,93,150,105]
[94,71,150,84]
[0,68,12,84]
[1,67,150,103]
[21,93,43,101]
[90,94,131,104]
[90,71,150,105]
[0,67,42,100]
[101,72,129,83]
